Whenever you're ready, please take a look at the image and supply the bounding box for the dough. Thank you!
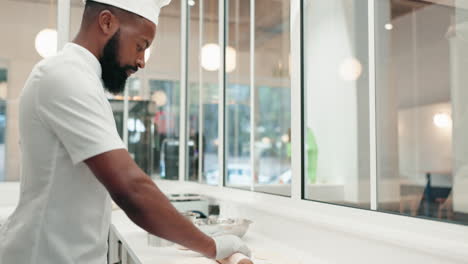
[218,253,252,264]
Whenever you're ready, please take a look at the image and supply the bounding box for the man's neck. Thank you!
[72,32,103,60]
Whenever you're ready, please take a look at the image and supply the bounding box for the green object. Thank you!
[0,69,6,82]
[306,128,318,184]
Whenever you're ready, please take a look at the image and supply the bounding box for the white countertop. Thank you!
[0,182,310,264]
[111,210,314,264]
[2,180,467,263]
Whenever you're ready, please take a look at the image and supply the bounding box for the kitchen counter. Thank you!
[111,210,314,264]
[3,180,466,264]
[0,182,311,264]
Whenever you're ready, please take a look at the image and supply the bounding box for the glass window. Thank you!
[225,0,251,190]
[187,0,220,184]
[149,80,181,180]
[200,82,220,185]
[253,0,291,196]
[187,80,200,182]
[303,0,370,207]
[186,1,201,182]
[0,67,7,182]
[199,0,220,185]
[224,0,291,196]
[123,2,182,179]
[376,0,468,224]
[0,0,57,181]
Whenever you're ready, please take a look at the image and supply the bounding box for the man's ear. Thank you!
[98,10,120,37]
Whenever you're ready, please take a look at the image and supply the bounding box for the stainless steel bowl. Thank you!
[180,211,200,223]
[195,217,253,238]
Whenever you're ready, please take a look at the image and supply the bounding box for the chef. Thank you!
[0,0,250,263]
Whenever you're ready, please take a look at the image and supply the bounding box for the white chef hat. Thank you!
[83,0,171,25]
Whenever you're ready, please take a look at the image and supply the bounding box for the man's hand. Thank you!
[213,235,251,260]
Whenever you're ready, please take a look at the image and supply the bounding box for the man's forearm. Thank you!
[113,172,216,258]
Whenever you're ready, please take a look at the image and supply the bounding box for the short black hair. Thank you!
[82,0,135,25]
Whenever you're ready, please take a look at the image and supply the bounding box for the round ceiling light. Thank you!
[339,57,362,81]
[152,90,168,107]
[35,28,57,58]
[201,43,237,72]
[433,113,452,128]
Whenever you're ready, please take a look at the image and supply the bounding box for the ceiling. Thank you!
[391,0,430,18]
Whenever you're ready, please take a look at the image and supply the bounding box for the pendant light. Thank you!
[200,0,236,72]
[35,0,57,58]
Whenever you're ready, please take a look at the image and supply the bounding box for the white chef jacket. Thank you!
[0,43,126,264]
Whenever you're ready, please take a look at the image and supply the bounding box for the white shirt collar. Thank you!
[63,42,102,78]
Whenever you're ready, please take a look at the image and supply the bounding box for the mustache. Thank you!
[123,65,138,73]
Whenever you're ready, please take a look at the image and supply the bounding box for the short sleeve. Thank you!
[36,64,125,165]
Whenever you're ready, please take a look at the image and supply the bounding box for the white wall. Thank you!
[377,3,455,202]
[398,103,453,181]
[391,5,452,108]
[0,0,55,181]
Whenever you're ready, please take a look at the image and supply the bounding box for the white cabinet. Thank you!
[108,226,140,264]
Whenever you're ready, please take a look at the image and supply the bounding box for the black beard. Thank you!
[99,30,137,95]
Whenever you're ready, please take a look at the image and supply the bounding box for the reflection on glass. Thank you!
[108,79,153,175]
[253,0,291,196]
[187,0,220,184]
[150,80,180,180]
[201,83,219,185]
[136,1,182,180]
[0,68,7,182]
[187,0,201,182]
[126,99,153,173]
[200,0,220,186]
[376,0,468,224]
[303,0,370,207]
[0,0,57,181]
[225,0,251,190]
[187,82,200,182]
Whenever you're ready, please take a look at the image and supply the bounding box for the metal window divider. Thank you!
[290,0,303,201]
[198,0,205,184]
[249,0,256,192]
[368,0,378,210]
[179,0,189,182]
[218,0,226,188]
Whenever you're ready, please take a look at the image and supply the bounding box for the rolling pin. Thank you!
[217,253,253,264]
